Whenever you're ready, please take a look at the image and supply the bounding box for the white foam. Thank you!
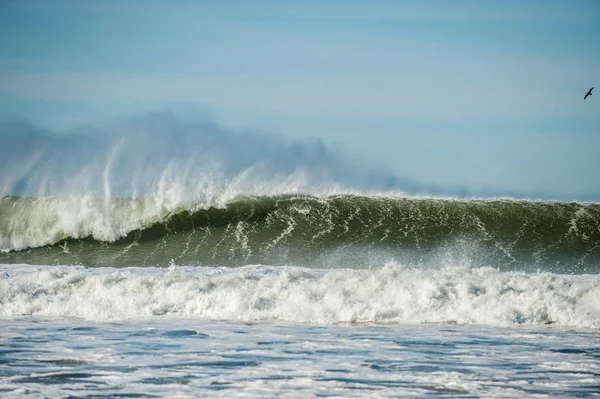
[1,263,598,328]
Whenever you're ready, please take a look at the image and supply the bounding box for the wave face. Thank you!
[1,263,599,327]
[1,195,599,273]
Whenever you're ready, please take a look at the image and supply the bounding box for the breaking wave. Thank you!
[1,195,599,272]
[1,263,599,328]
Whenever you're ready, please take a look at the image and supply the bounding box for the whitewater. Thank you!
[1,114,599,398]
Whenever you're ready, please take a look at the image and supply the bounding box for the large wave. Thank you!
[1,195,599,273]
[1,110,599,273]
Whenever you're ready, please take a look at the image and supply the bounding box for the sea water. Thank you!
[1,317,599,398]
[1,120,600,397]
[1,261,599,398]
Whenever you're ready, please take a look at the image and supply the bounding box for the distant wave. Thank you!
[1,263,599,328]
[2,195,599,272]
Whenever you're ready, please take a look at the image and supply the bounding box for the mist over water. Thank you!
[0,110,422,200]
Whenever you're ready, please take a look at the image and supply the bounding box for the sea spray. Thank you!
[0,111,418,199]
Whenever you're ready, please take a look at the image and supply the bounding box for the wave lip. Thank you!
[1,263,599,328]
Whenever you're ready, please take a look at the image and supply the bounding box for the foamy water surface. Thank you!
[2,263,599,327]
[1,317,599,398]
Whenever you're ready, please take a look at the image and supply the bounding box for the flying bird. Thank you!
[584,87,593,100]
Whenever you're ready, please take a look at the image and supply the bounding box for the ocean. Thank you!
[1,194,599,398]
[1,117,599,397]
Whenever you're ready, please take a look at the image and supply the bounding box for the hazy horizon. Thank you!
[1,1,599,200]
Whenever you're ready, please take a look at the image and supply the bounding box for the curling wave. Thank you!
[1,195,599,272]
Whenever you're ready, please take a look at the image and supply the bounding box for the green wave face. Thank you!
[1,195,599,273]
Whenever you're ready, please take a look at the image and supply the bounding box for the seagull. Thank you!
[584,87,593,100]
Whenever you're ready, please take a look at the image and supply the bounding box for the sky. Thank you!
[0,0,599,199]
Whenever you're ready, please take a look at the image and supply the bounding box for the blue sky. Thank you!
[1,0,599,199]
